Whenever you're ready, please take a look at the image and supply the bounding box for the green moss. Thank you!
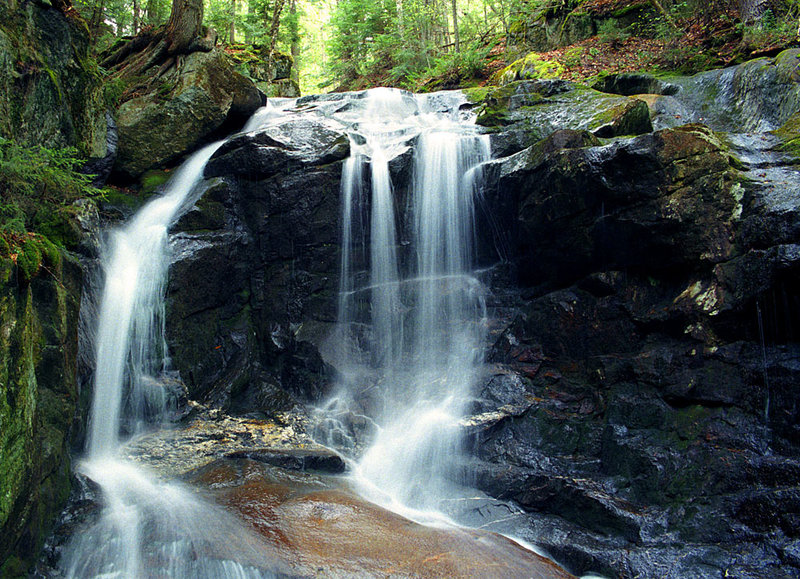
[491,52,566,86]
[671,405,714,446]
[463,86,490,104]
[773,111,800,159]
[16,238,42,283]
[140,169,172,195]
[0,555,26,578]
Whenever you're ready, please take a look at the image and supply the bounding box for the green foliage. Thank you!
[405,43,491,90]
[738,8,799,48]
[597,19,629,46]
[325,0,503,89]
[562,45,584,68]
[103,75,127,108]
[0,138,98,209]
[0,138,102,272]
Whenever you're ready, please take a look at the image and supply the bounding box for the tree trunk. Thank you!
[736,0,771,23]
[90,0,106,34]
[395,0,405,40]
[289,0,300,84]
[245,0,252,43]
[266,0,287,80]
[229,0,236,44]
[165,0,204,54]
[451,0,459,52]
[133,0,140,34]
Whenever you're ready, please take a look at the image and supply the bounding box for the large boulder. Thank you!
[0,2,107,159]
[492,124,742,288]
[475,80,652,156]
[652,49,800,133]
[165,115,349,412]
[114,48,262,180]
[470,83,800,574]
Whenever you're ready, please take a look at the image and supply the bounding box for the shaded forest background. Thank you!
[1,0,798,276]
[65,0,800,93]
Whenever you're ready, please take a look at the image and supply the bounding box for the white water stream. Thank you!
[308,88,492,517]
[60,143,275,578]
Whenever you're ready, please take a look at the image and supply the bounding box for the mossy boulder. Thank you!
[0,3,106,159]
[490,52,566,86]
[476,79,653,142]
[257,78,301,98]
[664,49,800,133]
[0,254,83,577]
[508,0,656,50]
[774,110,800,159]
[496,123,743,287]
[114,48,262,180]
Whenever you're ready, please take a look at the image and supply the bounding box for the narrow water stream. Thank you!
[60,143,277,578]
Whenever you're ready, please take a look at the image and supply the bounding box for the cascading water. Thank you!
[60,143,274,578]
[320,88,492,516]
[54,88,554,577]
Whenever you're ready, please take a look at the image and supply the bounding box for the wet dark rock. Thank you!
[225,448,346,473]
[0,255,84,577]
[204,120,349,179]
[154,60,800,578]
[166,126,342,411]
[592,72,679,97]
[494,124,743,288]
[467,74,800,574]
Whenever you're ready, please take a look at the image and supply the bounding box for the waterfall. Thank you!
[61,142,274,578]
[87,144,220,456]
[60,87,494,575]
[326,88,492,515]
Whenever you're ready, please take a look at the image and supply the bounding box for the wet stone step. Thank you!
[225,448,347,473]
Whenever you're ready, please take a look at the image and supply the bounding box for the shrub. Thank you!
[0,137,102,282]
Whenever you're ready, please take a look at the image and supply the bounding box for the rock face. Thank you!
[475,80,652,156]
[510,0,657,50]
[0,1,107,159]
[232,47,300,98]
[0,257,83,578]
[0,4,99,575]
[164,109,349,413]
[114,48,263,180]
[466,63,800,575]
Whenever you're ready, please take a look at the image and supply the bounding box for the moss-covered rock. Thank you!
[490,52,566,86]
[114,48,262,180]
[257,77,301,98]
[774,110,800,158]
[0,253,82,577]
[0,3,106,159]
[476,79,653,140]
[227,46,299,98]
[664,49,800,133]
[508,0,656,50]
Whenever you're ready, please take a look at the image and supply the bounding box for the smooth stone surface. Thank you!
[189,459,576,579]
